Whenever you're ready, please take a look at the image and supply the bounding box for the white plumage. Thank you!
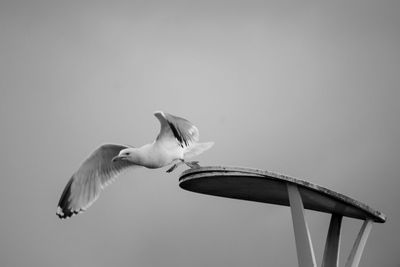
[56,111,214,219]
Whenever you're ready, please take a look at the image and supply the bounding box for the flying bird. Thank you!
[56,111,214,219]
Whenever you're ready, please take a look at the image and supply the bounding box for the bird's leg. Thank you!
[183,160,200,169]
[166,159,184,173]
[166,159,200,173]
[166,164,179,173]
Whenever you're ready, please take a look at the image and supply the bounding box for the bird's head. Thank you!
[112,148,138,163]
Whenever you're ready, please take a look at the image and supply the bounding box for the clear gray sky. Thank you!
[0,1,399,266]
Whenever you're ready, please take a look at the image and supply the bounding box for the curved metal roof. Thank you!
[179,166,386,223]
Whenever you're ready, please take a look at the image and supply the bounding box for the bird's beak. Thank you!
[112,155,125,162]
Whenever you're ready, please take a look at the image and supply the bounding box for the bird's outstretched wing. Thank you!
[154,111,199,147]
[56,144,135,219]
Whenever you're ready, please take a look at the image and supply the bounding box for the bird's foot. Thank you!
[166,164,179,173]
[184,161,200,169]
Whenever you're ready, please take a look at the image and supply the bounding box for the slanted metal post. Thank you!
[287,183,317,267]
[321,214,343,267]
[345,219,373,267]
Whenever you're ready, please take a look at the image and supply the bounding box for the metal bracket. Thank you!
[345,219,373,267]
[287,183,373,267]
[322,214,343,267]
[287,183,317,267]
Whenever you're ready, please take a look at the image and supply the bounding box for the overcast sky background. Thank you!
[0,1,399,266]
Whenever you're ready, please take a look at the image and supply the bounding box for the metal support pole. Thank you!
[287,183,317,267]
[321,214,343,267]
[345,219,373,267]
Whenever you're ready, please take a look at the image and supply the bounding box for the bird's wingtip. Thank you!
[56,178,85,219]
[56,206,64,218]
[56,206,83,219]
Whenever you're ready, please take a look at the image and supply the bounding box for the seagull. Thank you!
[56,111,214,219]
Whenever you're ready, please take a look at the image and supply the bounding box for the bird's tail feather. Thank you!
[184,142,214,159]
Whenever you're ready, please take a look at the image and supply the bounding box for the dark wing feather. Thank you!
[154,111,199,147]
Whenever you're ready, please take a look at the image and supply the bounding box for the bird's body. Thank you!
[56,111,213,219]
[130,140,182,169]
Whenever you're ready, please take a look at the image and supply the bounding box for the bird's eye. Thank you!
[126,152,130,155]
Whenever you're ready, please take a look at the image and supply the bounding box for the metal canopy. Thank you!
[179,166,387,267]
[179,166,386,223]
